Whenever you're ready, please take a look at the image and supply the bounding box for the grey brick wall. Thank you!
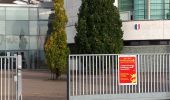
[122,45,170,53]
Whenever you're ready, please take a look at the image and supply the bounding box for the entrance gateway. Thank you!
[68,54,170,100]
[0,52,22,100]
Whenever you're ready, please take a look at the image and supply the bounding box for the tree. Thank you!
[44,0,69,79]
[75,0,123,54]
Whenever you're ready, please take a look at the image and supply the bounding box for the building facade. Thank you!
[0,3,54,69]
[118,0,170,53]
[1,0,170,69]
[119,0,170,20]
[65,0,170,53]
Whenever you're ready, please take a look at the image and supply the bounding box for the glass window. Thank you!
[6,36,19,50]
[37,50,47,69]
[38,36,46,50]
[29,8,38,20]
[160,41,168,45]
[118,0,133,12]
[29,21,38,35]
[133,0,170,20]
[30,36,38,49]
[0,51,5,56]
[0,21,5,35]
[39,21,49,35]
[19,35,29,50]
[0,35,6,50]
[0,7,5,20]
[6,7,29,20]
[130,41,139,46]
[29,51,38,69]
[39,8,53,20]
[6,21,29,35]
[140,41,150,45]
[6,35,29,50]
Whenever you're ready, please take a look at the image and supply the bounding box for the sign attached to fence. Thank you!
[118,55,137,85]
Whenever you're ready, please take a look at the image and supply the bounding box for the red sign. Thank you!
[118,55,137,85]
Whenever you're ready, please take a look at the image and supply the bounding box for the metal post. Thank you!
[67,55,70,100]
[7,52,10,100]
[17,55,22,100]
[147,0,150,20]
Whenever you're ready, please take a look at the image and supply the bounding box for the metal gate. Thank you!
[0,52,22,100]
[68,54,170,100]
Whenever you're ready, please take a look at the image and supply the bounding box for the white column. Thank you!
[114,0,118,7]
[147,0,150,20]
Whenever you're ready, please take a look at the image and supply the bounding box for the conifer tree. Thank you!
[44,0,69,79]
[75,0,123,54]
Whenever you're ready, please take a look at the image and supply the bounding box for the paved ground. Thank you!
[22,70,67,100]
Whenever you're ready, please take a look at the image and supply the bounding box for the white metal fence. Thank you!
[0,52,22,100]
[68,54,170,100]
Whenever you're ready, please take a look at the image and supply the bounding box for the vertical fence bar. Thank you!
[148,55,150,93]
[157,55,159,92]
[160,55,162,92]
[7,52,10,100]
[82,56,84,95]
[106,56,108,94]
[150,55,152,93]
[134,55,137,93]
[141,55,144,93]
[112,56,114,94]
[89,56,91,95]
[163,54,165,92]
[86,56,88,95]
[109,56,111,94]
[75,56,77,95]
[17,55,22,100]
[138,55,141,93]
[68,56,71,99]
[93,56,94,95]
[72,56,75,96]
[96,56,98,94]
[131,84,133,94]
[115,55,118,94]
[79,56,82,95]
[165,55,168,92]
[102,56,104,94]
[144,55,147,93]
[12,55,15,100]
[153,55,155,92]
[5,57,6,100]
[15,55,18,100]
[99,56,101,94]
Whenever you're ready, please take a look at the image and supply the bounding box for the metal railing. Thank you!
[68,54,170,100]
[0,52,22,100]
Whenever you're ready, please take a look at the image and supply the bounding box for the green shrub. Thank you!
[44,0,69,79]
[75,0,123,54]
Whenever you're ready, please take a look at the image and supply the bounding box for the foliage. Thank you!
[44,0,69,79]
[75,0,123,54]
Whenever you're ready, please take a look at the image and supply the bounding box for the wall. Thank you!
[120,11,131,21]
[65,0,117,43]
[65,0,81,44]
[114,0,118,7]
[122,45,170,53]
[123,20,170,40]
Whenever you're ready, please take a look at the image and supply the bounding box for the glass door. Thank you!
[18,51,29,69]
[11,51,29,69]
